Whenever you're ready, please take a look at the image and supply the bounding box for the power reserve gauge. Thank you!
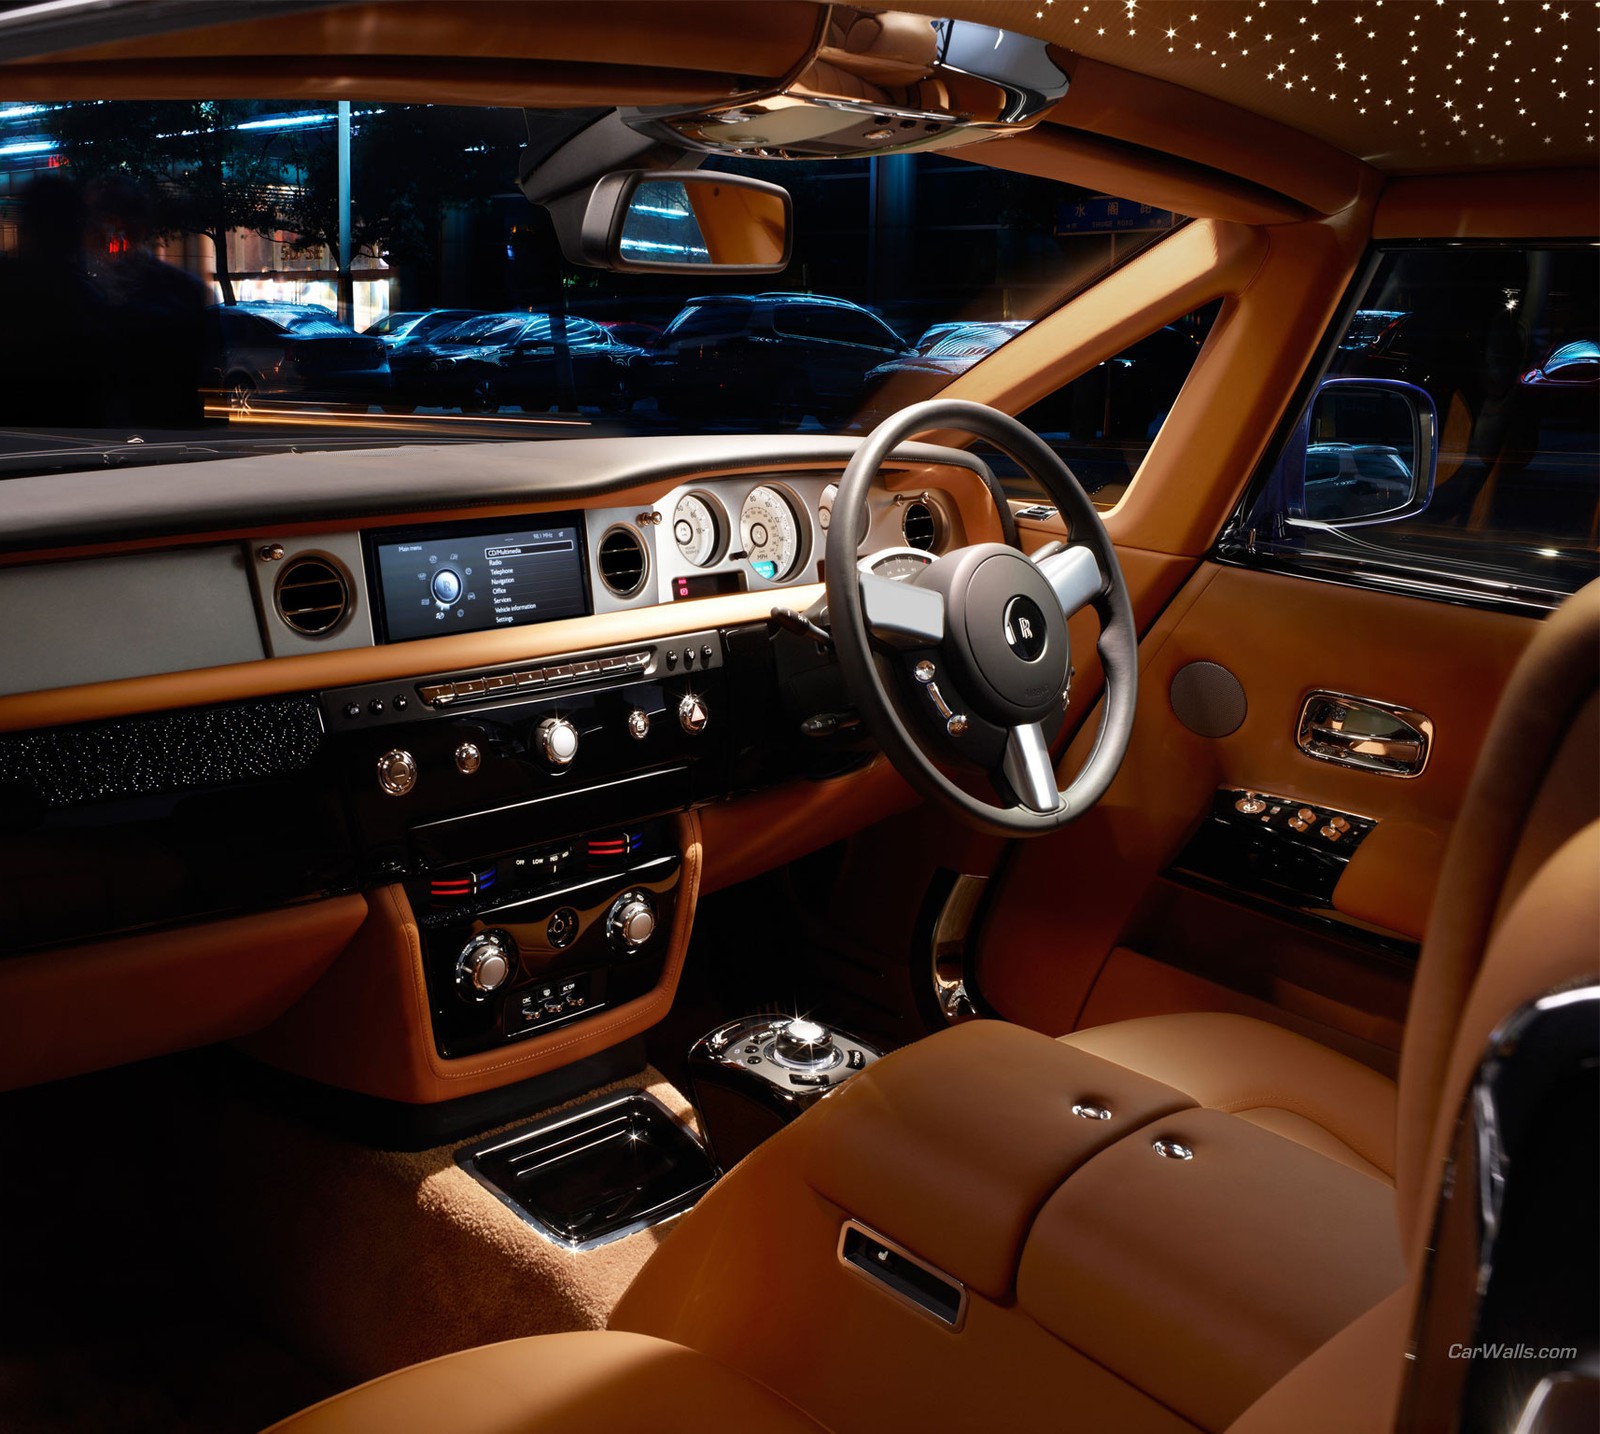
[672,493,723,568]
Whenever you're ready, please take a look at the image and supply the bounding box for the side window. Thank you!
[772,307,833,341]
[1230,245,1599,608]
[997,302,1219,506]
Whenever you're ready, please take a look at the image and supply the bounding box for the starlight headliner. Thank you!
[934,0,1598,167]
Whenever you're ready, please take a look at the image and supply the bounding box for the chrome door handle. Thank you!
[1296,691,1432,778]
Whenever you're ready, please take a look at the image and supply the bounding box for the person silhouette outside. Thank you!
[87,176,207,429]
[0,173,110,427]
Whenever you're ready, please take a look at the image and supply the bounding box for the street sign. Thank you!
[1056,198,1179,235]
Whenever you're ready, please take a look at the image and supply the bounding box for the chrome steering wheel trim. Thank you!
[827,398,1138,837]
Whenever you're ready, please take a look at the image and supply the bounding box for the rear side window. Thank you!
[1226,245,1599,610]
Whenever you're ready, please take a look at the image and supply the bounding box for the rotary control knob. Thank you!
[456,930,514,1002]
[376,748,417,796]
[606,891,657,951]
[773,1018,836,1067]
[536,716,580,767]
[677,694,709,735]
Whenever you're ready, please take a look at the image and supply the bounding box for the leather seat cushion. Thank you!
[1060,1011,1397,1181]
[264,1330,827,1434]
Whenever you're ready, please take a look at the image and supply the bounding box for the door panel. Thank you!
[975,562,1541,1044]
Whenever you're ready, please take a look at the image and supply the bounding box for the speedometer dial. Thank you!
[673,492,722,567]
[740,484,802,582]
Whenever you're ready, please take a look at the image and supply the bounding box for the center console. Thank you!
[321,626,742,1061]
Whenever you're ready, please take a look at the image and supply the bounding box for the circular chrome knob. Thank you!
[376,748,417,796]
[626,708,650,741]
[607,892,657,951]
[457,931,514,1001]
[536,716,580,767]
[773,1018,836,1066]
[454,741,482,775]
[677,694,709,735]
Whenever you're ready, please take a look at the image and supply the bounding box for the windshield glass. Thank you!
[0,99,1185,469]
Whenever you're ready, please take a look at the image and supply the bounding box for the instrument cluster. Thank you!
[583,472,956,615]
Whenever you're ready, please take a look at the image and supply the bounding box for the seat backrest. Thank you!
[1395,578,1600,1257]
[1228,580,1599,1434]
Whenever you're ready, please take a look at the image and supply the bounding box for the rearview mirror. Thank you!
[570,169,793,275]
[1282,378,1438,527]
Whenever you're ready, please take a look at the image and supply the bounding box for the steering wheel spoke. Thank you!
[1033,544,1105,619]
[859,568,946,645]
[1000,722,1062,814]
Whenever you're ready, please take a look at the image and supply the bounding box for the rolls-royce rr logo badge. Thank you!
[1003,596,1048,661]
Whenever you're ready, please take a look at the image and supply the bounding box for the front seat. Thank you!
[1061,577,1597,1200]
[268,581,1597,1434]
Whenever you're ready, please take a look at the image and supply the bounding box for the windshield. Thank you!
[0,99,1184,470]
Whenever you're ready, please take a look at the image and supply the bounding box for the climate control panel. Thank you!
[413,819,681,1058]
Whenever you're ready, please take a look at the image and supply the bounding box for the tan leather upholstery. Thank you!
[1019,1108,1404,1432]
[1223,1286,1412,1434]
[1060,1011,1397,1181]
[806,1019,1194,1297]
[271,583,1600,1434]
[263,1330,826,1434]
[1394,581,1600,1253]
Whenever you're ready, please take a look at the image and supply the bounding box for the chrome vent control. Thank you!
[275,555,350,635]
[902,499,939,551]
[597,525,648,597]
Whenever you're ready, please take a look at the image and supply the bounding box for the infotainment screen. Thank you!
[371,514,590,642]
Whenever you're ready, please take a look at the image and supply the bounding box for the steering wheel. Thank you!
[826,398,1138,837]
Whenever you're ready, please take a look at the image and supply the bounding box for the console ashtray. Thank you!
[456,1090,716,1249]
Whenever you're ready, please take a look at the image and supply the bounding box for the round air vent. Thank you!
[274,555,350,635]
[902,500,939,551]
[597,525,648,598]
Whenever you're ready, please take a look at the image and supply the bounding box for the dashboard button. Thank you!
[419,684,454,705]
[701,644,714,662]
[376,748,418,796]
[665,650,678,669]
[393,694,408,710]
[454,742,482,775]
[571,661,600,679]
[454,678,487,699]
[545,665,574,685]
[367,698,384,715]
[626,708,650,740]
[536,716,580,767]
[678,695,709,734]
[343,702,361,719]
[683,648,695,667]
[485,674,517,693]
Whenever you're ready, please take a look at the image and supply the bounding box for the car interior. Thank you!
[0,3,1595,1433]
